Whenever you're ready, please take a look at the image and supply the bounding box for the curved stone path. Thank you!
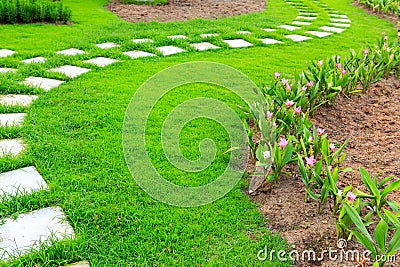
[0,0,351,265]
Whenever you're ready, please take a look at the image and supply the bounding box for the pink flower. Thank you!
[266,111,273,119]
[346,191,357,202]
[285,100,294,108]
[301,86,307,91]
[328,165,333,172]
[390,54,394,59]
[336,63,342,69]
[281,78,288,85]
[278,137,288,148]
[272,122,277,127]
[337,56,341,60]
[286,83,292,91]
[305,155,317,166]
[274,72,280,79]
[341,69,347,75]
[306,81,314,88]
[329,143,336,150]
[317,60,323,67]
[382,32,386,36]
[364,49,368,55]
[317,128,325,136]
[384,42,387,47]
[398,32,400,37]
[384,36,388,41]
[365,65,369,70]
[271,100,274,105]
[294,106,302,115]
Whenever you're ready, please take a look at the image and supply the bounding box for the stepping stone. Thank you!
[95,42,120,49]
[0,166,48,198]
[56,48,86,56]
[156,46,185,56]
[0,49,16,58]
[328,22,351,28]
[200,33,219,38]
[262,28,276,32]
[0,68,17,74]
[223,39,253,48]
[21,57,46,64]
[285,34,312,42]
[259,38,283,45]
[329,14,348,18]
[292,21,312,26]
[306,31,333,38]
[48,65,91,79]
[63,262,90,267]
[123,51,156,59]
[329,10,340,13]
[0,95,38,107]
[299,12,318,16]
[319,26,345,33]
[236,30,251,35]
[277,25,300,31]
[190,42,220,51]
[132,38,154,44]
[330,18,351,23]
[23,77,64,91]
[83,57,119,67]
[167,35,187,40]
[0,139,25,157]
[296,16,317,20]
[0,113,26,127]
[0,206,75,261]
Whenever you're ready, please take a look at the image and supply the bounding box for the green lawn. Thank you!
[0,0,396,265]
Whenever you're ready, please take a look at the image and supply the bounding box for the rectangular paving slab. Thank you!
[330,18,351,23]
[222,39,253,48]
[306,31,333,38]
[259,38,284,45]
[292,21,312,26]
[0,68,17,74]
[63,262,90,267]
[96,42,120,49]
[200,33,219,38]
[329,14,348,18]
[299,12,318,16]
[23,77,64,91]
[0,166,48,198]
[262,28,276,32]
[285,34,312,42]
[0,113,26,127]
[0,139,25,157]
[0,49,16,58]
[83,57,119,67]
[56,48,86,56]
[132,38,154,44]
[0,206,75,261]
[156,46,185,56]
[0,95,38,107]
[277,25,301,31]
[295,16,317,20]
[21,57,46,64]
[48,65,91,79]
[319,26,345,33]
[328,22,351,28]
[190,42,220,51]
[123,51,156,59]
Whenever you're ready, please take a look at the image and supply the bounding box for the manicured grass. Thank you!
[0,0,397,265]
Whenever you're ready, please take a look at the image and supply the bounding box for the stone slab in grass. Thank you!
[0,166,48,198]
[132,38,154,44]
[0,49,16,58]
[236,30,251,35]
[329,14,348,18]
[0,95,38,107]
[295,16,317,20]
[292,21,312,26]
[23,77,64,92]
[123,51,156,59]
[167,35,188,40]
[285,34,312,42]
[83,57,119,67]
[306,31,333,38]
[0,206,75,261]
[56,48,86,56]
[200,33,219,38]
[277,25,300,31]
[21,57,46,64]
[262,28,276,32]
[222,39,253,48]
[63,262,90,267]
[0,113,26,127]
[0,68,17,74]
[328,22,351,28]
[319,26,345,33]
[190,42,220,51]
[48,65,91,79]
[259,38,284,45]
[330,18,351,23]
[156,46,185,56]
[96,42,120,49]
[299,12,318,16]
[0,139,25,157]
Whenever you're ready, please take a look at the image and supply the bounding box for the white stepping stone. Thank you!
[23,77,64,92]
[63,261,90,267]
[0,49,16,58]
[48,65,91,79]
[237,30,251,35]
[95,42,120,49]
[0,206,75,261]
[285,34,312,42]
[277,25,300,31]
[132,38,154,44]
[0,113,26,127]
[0,68,17,74]
[0,95,38,107]
[200,33,219,38]
[329,22,351,28]
[123,51,156,59]
[0,166,48,198]
[292,21,312,26]
[56,48,86,56]
[330,18,351,23]
[262,28,276,32]
[330,10,340,13]
[0,139,25,157]
[329,14,348,18]
[83,57,119,67]
[223,39,253,48]
[156,46,185,56]
[319,26,345,33]
[306,31,333,38]
[299,12,318,16]
[296,16,317,20]
[21,57,46,64]
[190,42,220,51]
[259,38,283,45]
[167,35,187,40]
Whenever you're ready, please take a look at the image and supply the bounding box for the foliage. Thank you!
[359,0,400,16]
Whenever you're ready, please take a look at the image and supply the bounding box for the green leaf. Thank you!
[344,203,374,243]
[282,142,293,165]
[360,167,380,199]
[387,229,400,253]
[374,219,388,252]
[349,230,376,257]
[381,180,400,199]
[383,209,400,228]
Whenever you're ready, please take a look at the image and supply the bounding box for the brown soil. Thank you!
[106,0,265,23]
[353,1,400,30]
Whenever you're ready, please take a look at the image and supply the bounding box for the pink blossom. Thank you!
[382,32,386,36]
[341,69,347,75]
[384,36,388,41]
[398,32,400,37]
[306,81,314,88]
[364,49,368,55]
[317,128,326,136]
[301,86,307,91]
[286,83,293,91]
[346,191,357,202]
[285,100,295,108]
[328,165,333,172]
[305,155,317,166]
[281,78,288,85]
[274,72,280,79]
[294,106,302,115]
[365,65,369,70]
[278,137,288,148]
[317,60,323,67]
[337,56,341,60]
[271,100,274,105]
[266,111,273,119]
[384,42,387,47]
[390,54,394,59]
[272,122,277,127]
[329,143,336,150]
[336,63,342,69]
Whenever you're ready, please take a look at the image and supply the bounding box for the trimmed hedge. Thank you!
[0,0,71,24]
